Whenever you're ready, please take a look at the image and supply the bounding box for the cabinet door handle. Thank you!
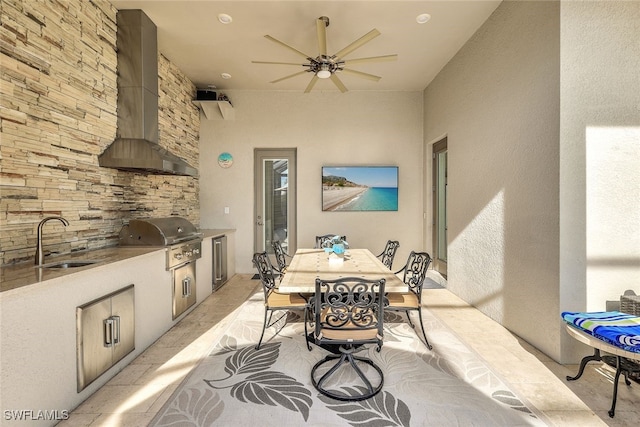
[104,318,114,348]
[182,276,191,297]
[112,315,121,345]
[215,241,222,281]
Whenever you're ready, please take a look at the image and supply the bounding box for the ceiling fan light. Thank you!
[317,70,332,79]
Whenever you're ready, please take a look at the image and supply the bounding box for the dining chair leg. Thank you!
[311,349,384,401]
[314,353,345,390]
[350,354,376,396]
[255,309,273,350]
[404,310,415,328]
[416,309,433,350]
[303,307,311,351]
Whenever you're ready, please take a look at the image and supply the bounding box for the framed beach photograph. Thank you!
[322,166,399,211]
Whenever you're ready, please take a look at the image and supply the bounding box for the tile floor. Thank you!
[60,274,640,426]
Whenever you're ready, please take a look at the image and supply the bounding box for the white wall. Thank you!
[423,1,562,359]
[559,0,640,360]
[199,91,424,273]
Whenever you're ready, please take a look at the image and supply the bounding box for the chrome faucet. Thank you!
[35,216,69,266]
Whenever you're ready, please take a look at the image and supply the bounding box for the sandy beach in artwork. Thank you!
[322,187,368,211]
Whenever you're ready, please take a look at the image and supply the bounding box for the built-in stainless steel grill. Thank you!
[119,217,202,269]
[119,217,202,319]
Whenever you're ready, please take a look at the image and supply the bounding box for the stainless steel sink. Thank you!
[38,260,102,269]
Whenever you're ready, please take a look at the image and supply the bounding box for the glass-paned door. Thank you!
[254,149,297,256]
[433,138,447,277]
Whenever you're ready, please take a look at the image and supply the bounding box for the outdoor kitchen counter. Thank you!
[0,229,235,293]
[0,246,162,293]
[201,228,234,239]
[0,228,236,420]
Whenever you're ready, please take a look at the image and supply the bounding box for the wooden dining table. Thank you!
[278,248,407,293]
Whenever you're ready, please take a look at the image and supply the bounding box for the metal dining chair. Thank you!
[385,251,433,349]
[272,240,292,277]
[375,240,400,270]
[315,234,347,249]
[310,276,386,401]
[252,252,309,350]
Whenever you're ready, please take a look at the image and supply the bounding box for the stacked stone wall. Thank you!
[0,0,200,264]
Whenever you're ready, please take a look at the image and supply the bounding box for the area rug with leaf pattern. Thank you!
[150,290,547,426]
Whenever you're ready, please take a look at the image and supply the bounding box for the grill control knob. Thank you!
[193,248,200,255]
[184,251,192,257]
[174,253,183,260]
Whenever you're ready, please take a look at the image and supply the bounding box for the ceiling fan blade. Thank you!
[316,17,327,56]
[341,68,381,82]
[343,54,397,65]
[333,29,380,60]
[330,74,348,93]
[264,35,313,59]
[270,71,308,84]
[304,75,319,93]
[252,60,305,66]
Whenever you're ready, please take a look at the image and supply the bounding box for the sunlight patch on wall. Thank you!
[586,126,640,310]
[451,189,505,319]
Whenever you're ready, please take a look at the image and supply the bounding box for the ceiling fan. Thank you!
[252,16,397,93]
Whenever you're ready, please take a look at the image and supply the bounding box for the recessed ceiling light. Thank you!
[221,73,232,79]
[416,13,431,24]
[218,13,232,24]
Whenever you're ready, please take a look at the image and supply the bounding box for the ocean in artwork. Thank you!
[335,187,398,211]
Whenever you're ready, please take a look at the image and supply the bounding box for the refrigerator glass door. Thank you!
[213,236,227,291]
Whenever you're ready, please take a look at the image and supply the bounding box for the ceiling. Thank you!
[110,1,502,93]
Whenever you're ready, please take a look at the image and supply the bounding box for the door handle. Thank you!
[112,316,121,345]
[104,316,121,347]
[182,276,192,297]
[215,241,222,281]
[104,318,114,348]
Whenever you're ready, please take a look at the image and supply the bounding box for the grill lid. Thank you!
[119,217,202,246]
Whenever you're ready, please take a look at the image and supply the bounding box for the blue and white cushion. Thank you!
[561,311,640,354]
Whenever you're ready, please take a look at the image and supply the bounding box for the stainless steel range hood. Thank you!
[99,10,197,177]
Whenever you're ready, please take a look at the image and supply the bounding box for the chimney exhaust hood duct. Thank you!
[99,10,198,177]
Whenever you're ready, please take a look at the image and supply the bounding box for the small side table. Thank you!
[565,324,640,418]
